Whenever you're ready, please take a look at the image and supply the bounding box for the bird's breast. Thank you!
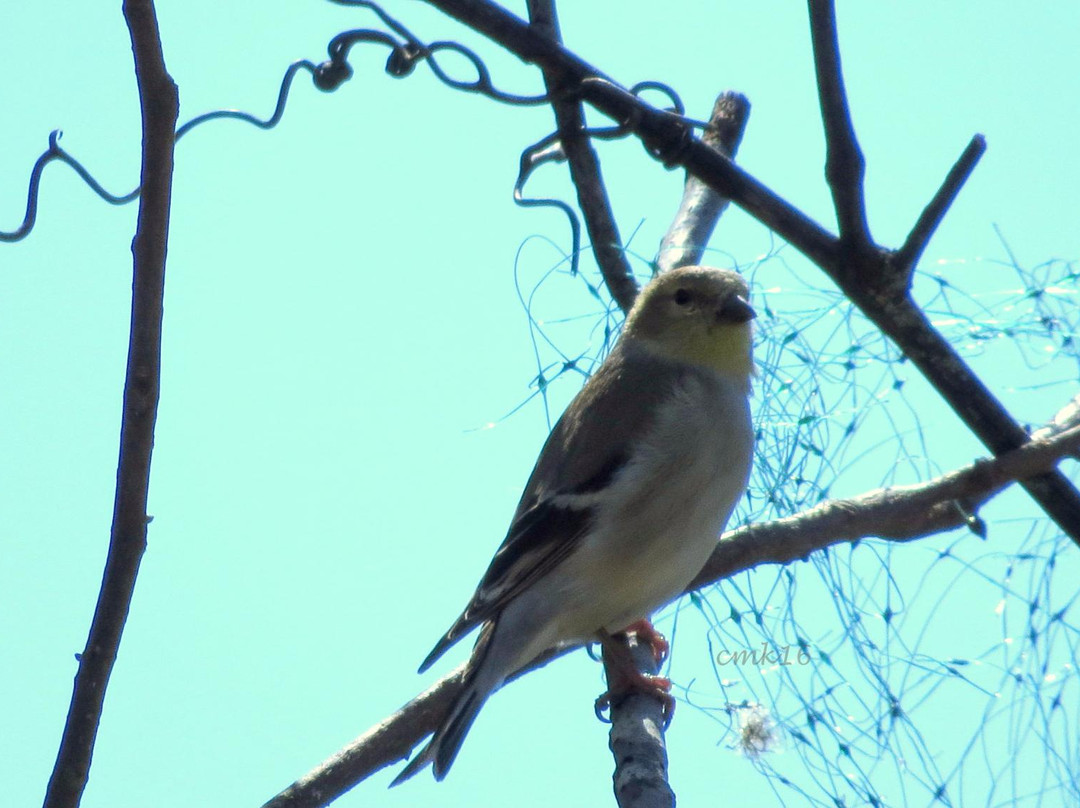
[567,370,754,636]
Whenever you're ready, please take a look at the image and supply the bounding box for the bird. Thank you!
[393,265,756,784]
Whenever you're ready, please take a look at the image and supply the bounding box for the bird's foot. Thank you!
[622,618,669,665]
[594,628,676,727]
[594,671,675,727]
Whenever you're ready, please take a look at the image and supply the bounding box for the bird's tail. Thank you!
[391,624,502,785]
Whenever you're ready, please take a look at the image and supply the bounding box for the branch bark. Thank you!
[655,92,751,275]
[526,0,639,313]
[42,3,177,807]
[895,134,986,274]
[607,638,675,808]
[262,418,1080,807]
[807,0,870,249]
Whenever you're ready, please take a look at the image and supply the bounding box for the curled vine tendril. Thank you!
[2,0,702,255]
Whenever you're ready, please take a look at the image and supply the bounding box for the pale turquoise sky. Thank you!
[3,2,1079,807]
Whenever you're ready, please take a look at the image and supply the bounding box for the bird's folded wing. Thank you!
[417,493,596,673]
[419,346,690,672]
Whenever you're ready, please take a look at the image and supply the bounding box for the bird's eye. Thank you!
[673,288,692,306]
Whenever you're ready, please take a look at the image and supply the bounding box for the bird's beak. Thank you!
[717,295,756,324]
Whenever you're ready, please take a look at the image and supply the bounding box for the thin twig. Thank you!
[655,92,751,275]
[807,0,870,249]
[526,0,639,313]
[41,3,178,807]
[261,417,1080,807]
[895,134,987,275]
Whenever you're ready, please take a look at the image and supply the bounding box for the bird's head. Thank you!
[622,266,755,379]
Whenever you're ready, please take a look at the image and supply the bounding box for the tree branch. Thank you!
[861,294,1080,545]
[894,134,986,275]
[418,0,1080,547]
[807,0,870,249]
[264,669,467,807]
[655,92,751,275]
[423,0,841,269]
[526,0,639,314]
[261,417,1080,807]
[41,4,178,807]
[693,421,1080,588]
[607,638,675,808]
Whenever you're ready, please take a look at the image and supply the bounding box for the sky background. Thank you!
[2,2,1079,807]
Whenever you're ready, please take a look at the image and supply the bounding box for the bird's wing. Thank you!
[419,345,687,672]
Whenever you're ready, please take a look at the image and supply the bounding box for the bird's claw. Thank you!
[594,693,613,723]
[623,618,670,665]
[593,674,676,728]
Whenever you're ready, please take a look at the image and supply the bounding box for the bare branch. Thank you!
[423,0,841,269]
[895,135,987,275]
[42,3,178,807]
[692,422,1080,587]
[607,638,675,808]
[1032,391,1080,444]
[807,0,870,249]
[262,649,569,808]
[526,0,639,313]
[862,296,1080,544]
[418,0,1080,546]
[264,669,467,807]
[655,92,751,275]
[261,417,1080,807]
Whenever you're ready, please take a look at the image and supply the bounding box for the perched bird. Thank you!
[394,265,755,783]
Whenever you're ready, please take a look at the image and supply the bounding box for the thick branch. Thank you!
[807,0,870,249]
[527,0,639,313]
[693,422,1080,587]
[42,4,178,808]
[261,420,1080,807]
[859,294,1080,546]
[655,92,751,274]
